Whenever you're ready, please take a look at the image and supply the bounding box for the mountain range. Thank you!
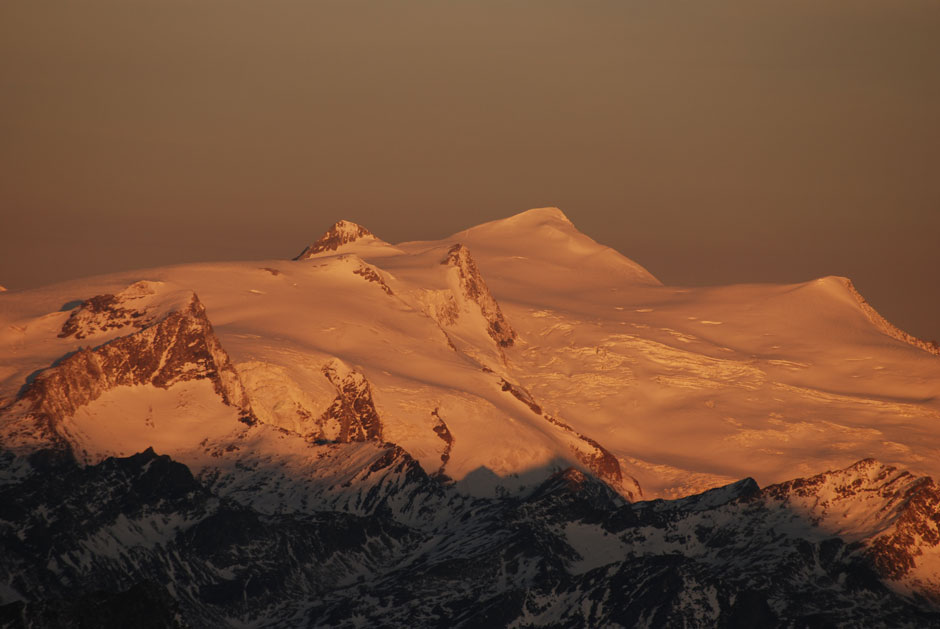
[2,208,939,627]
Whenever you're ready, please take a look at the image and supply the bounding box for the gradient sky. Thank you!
[1,1,938,340]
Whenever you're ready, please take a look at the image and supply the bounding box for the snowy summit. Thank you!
[294,219,382,259]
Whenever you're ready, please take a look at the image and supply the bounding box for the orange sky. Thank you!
[1,1,938,340]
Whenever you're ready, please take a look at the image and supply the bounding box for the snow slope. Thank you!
[1,208,938,502]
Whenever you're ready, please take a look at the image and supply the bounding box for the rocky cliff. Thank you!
[294,220,378,259]
[440,244,515,348]
[316,361,384,443]
[1,290,254,456]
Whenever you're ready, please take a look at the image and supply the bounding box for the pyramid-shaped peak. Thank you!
[330,219,373,239]
[295,220,377,260]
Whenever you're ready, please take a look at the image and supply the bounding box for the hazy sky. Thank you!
[2,1,938,340]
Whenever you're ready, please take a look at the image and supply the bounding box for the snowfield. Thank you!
[1,207,938,500]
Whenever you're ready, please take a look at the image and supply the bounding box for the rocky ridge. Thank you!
[56,281,167,340]
[430,408,454,478]
[440,243,515,347]
[294,220,377,259]
[498,378,638,499]
[839,276,940,356]
[762,458,940,593]
[2,449,940,627]
[0,290,254,456]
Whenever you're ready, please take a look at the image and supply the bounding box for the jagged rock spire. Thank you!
[295,220,376,260]
[441,244,516,347]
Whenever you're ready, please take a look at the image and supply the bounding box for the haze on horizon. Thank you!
[1,1,938,341]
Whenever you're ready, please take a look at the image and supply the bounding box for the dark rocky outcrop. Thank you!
[315,362,383,443]
[352,261,394,295]
[58,294,147,340]
[499,378,633,498]
[57,281,165,340]
[294,220,377,260]
[430,408,454,477]
[441,244,515,347]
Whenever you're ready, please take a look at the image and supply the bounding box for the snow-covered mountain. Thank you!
[3,449,940,627]
[2,207,939,626]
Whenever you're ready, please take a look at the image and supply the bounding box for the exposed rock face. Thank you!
[6,292,254,452]
[868,475,940,581]
[316,361,383,443]
[440,244,515,347]
[499,378,543,414]
[294,220,376,259]
[499,378,636,499]
[58,281,163,339]
[59,294,145,339]
[352,260,393,295]
[763,458,940,587]
[430,408,454,477]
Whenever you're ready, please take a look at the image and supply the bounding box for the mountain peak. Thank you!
[295,220,377,260]
[504,206,572,224]
[331,219,373,238]
[446,207,661,288]
[457,207,574,237]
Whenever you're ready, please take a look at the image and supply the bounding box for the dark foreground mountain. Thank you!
[2,446,939,628]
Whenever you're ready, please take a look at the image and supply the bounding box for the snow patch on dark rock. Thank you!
[294,220,378,259]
